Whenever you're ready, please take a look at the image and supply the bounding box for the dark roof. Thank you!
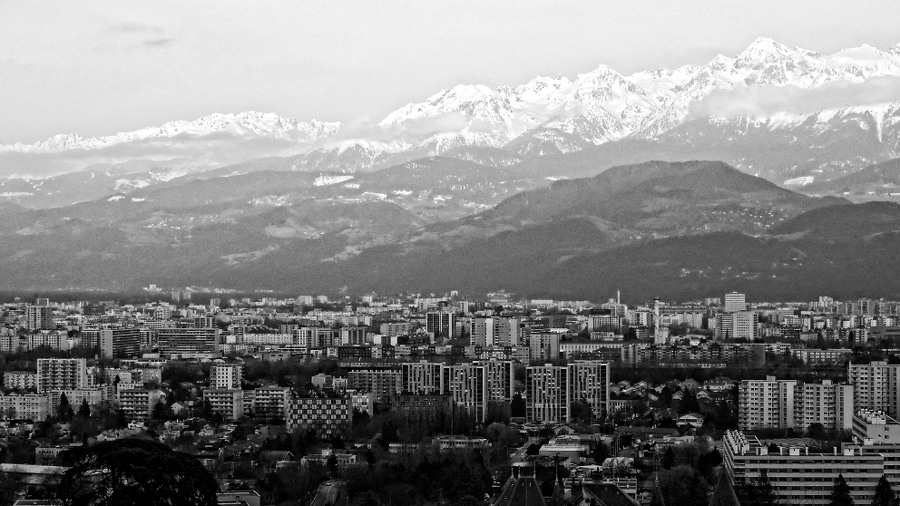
[579,483,641,506]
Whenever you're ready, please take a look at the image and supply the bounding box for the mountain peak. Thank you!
[0,112,340,154]
[735,37,800,65]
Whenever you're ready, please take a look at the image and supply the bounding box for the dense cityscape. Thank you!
[0,289,899,505]
[4,2,900,505]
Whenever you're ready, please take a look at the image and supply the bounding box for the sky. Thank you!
[1,0,900,144]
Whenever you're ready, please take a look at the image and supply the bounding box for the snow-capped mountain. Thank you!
[374,37,900,155]
[3,37,900,185]
[0,111,340,153]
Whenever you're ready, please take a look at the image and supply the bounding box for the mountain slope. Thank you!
[803,158,900,199]
[418,160,844,249]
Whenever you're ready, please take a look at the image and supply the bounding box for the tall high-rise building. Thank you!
[567,361,611,420]
[348,369,403,400]
[441,363,487,421]
[437,360,515,422]
[848,361,900,417]
[525,361,610,423]
[739,377,798,430]
[36,358,87,394]
[739,377,854,430]
[210,363,243,390]
[719,310,759,340]
[528,332,560,362]
[26,304,53,331]
[470,317,522,347]
[798,380,854,430]
[401,361,442,394]
[99,328,141,358]
[526,364,569,423]
[425,311,456,339]
[724,292,747,313]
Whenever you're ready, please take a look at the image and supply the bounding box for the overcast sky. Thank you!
[1,0,899,144]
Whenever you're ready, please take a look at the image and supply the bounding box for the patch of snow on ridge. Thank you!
[783,176,815,186]
[314,174,354,187]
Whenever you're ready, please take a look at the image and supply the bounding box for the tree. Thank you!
[151,400,174,423]
[662,447,675,470]
[830,473,855,506]
[873,475,898,506]
[570,399,593,423]
[77,399,91,419]
[56,437,219,506]
[58,393,74,423]
[754,469,778,506]
[511,392,526,418]
[593,442,610,467]
[808,422,826,440]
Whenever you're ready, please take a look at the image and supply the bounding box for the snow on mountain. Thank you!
[0,112,341,153]
[378,37,900,154]
[6,37,900,173]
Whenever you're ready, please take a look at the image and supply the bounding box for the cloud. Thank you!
[0,58,32,70]
[142,38,176,48]
[102,22,176,50]
[108,22,165,34]
[332,112,472,143]
[689,76,900,118]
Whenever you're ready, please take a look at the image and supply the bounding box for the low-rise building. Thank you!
[286,393,351,438]
[118,389,164,421]
[202,389,244,422]
[0,393,49,420]
[3,371,37,391]
[723,430,881,506]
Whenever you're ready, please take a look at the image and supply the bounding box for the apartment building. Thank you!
[723,430,881,506]
[202,389,244,421]
[0,393,50,420]
[347,369,402,400]
[36,358,87,394]
[848,361,900,417]
[210,363,243,390]
[118,389,164,421]
[156,327,220,358]
[401,361,442,394]
[739,377,853,430]
[3,371,37,391]
[286,393,352,438]
[99,328,141,358]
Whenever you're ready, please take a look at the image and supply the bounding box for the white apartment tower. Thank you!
[210,363,243,390]
[724,292,747,313]
[470,317,522,347]
[848,361,900,417]
[740,376,854,430]
[526,361,610,423]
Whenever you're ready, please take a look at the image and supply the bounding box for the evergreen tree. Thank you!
[58,393,74,423]
[754,469,778,506]
[873,475,898,506]
[77,399,91,418]
[151,400,173,423]
[662,447,675,469]
[830,474,855,506]
[510,392,526,418]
